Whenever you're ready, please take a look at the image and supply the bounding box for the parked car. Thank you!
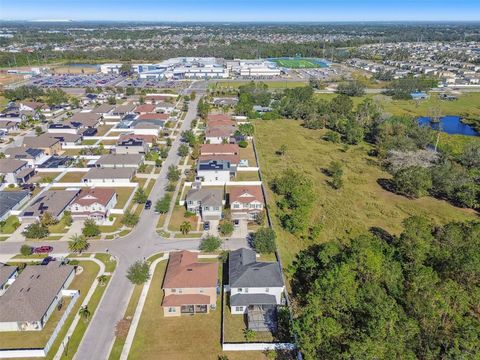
[41,256,55,265]
[33,246,53,254]
[203,221,210,231]
[145,200,152,210]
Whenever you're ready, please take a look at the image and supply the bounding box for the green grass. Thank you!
[98,216,123,234]
[254,119,478,267]
[168,205,198,232]
[273,58,323,68]
[0,261,99,351]
[94,253,117,273]
[0,215,20,234]
[82,139,97,146]
[115,188,135,209]
[58,172,86,183]
[209,80,307,90]
[235,171,261,181]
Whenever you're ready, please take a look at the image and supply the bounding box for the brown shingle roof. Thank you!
[229,186,264,204]
[162,294,210,306]
[163,251,218,289]
[0,158,27,173]
[200,144,239,155]
[199,154,240,165]
[72,188,116,207]
[23,135,59,149]
[207,114,231,122]
[134,104,156,113]
[137,113,169,121]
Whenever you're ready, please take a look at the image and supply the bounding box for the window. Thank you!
[265,288,269,292]
[171,289,176,293]
[178,289,183,293]
[235,306,243,312]
[238,288,242,292]
[168,307,176,313]
[233,204,240,209]
[199,289,204,293]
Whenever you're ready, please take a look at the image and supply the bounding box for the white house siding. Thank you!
[205,137,223,145]
[83,178,131,185]
[197,170,230,183]
[230,286,284,315]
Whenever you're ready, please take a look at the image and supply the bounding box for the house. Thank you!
[112,104,136,117]
[0,120,19,133]
[0,190,30,221]
[162,251,218,317]
[154,101,175,114]
[48,133,82,147]
[212,98,238,107]
[70,188,117,222]
[92,104,115,116]
[94,154,144,168]
[68,112,102,128]
[118,133,157,146]
[20,189,79,221]
[47,122,81,134]
[185,184,223,221]
[0,159,34,185]
[136,113,169,122]
[200,144,239,156]
[19,101,48,113]
[0,264,18,296]
[197,159,236,183]
[205,127,235,145]
[4,147,49,167]
[229,186,264,221]
[0,263,75,331]
[228,248,285,319]
[23,135,61,156]
[207,114,232,122]
[115,138,149,154]
[134,104,156,114]
[82,167,135,184]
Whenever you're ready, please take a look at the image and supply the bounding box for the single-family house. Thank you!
[228,248,285,319]
[200,144,239,156]
[48,133,82,147]
[0,120,19,133]
[68,112,102,128]
[0,159,34,185]
[162,251,218,317]
[185,184,223,220]
[134,104,156,114]
[19,101,48,113]
[4,147,49,167]
[0,190,30,221]
[229,186,264,221]
[115,138,149,154]
[205,127,235,145]
[22,135,61,156]
[197,159,236,183]
[112,104,136,117]
[0,263,76,331]
[82,167,135,184]
[92,104,115,116]
[154,101,175,114]
[20,189,79,221]
[70,188,117,222]
[94,154,144,168]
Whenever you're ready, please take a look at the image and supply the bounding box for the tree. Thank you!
[181,130,197,147]
[119,63,132,75]
[45,88,68,106]
[125,87,135,96]
[199,235,222,252]
[20,244,33,256]
[336,80,366,97]
[40,211,57,227]
[82,218,101,237]
[35,126,43,136]
[23,222,49,239]
[238,140,248,148]
[219,221,234,236]
[253,228,277,254]
[107,96,116,105]
[121,210,139,227]
[97,275,108,286]
[180,221,192,235]
[79,305,91,323]
[460,142,480,169]
[238,123,254,136]
[126,260,150,285]
[178,144,189,157]
[155,194,172,214]
[167,165,181,182]
[133,188,148,204]
[392,166,432,198]
[68,233,90,253]
[243,328,256,342]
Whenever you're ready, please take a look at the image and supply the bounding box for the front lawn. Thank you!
[114,188,135,209]
[167,205,198,232]
[0,215,20,234]
[58,172,86,183]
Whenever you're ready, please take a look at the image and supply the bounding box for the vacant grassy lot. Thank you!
[274,58,323,68]
[58,172,86,183]
[0,261,99,350]
[254,119,478,266]
[129,261,267,360]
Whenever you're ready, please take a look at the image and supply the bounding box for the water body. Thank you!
[418,116,479,137]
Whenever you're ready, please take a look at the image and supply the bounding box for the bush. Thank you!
[253,228,277,254]
[167,165,181,182]
[219,220,234,236]
[155,194,172,214]
[324,131,341,143]
[82,218,101,237]
[23,222,49,239]
[238,140,248,148]
[121,210,139,227]
[392,166,432,198]
[199,235,222,253]
[133,188,148,204]
[20,244,33,256]
[126,260,150,285]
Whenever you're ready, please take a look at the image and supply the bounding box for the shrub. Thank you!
[23,222,49,239]
[219,220,234,236]
[199,235,222,253]
[238,140,248,148]
[126,260,150,285]
[82,218,101,237]
[155,194,172,214]
[121,210,139,227]
[253,228,277,254]
[20,244,33,256]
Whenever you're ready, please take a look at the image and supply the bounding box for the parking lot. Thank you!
[28,73,125,88]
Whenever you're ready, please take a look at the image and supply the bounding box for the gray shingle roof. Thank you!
[186,188,223,207]
[0,263,75,323]
[230,293,277,306]
[96,154,143,166]
[82,167,135,180]
[0,265,17,288]
[229,248,284,288]
[0,158,27,173]
[0,191,29,219]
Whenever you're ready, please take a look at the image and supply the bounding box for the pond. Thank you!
[418,116,479,137]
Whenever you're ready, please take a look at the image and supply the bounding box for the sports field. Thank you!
[273,58,325,68]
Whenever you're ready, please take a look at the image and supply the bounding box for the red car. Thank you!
[33,246,53,254]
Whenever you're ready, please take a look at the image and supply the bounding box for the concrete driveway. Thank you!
[232,219,249,239]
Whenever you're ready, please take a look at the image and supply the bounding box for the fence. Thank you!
[0,292,80,359]
[222,343,296,351]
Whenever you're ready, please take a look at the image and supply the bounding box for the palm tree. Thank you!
[68,234,90,254]
[97,275,108,287]
[79,305,91,323]
[179,221,192,235]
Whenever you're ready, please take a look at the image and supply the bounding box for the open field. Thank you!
[129,260,267,360]
[210,80,307,90]
[51,65,98,75]
[254,119,478,266]
[0,261,99,350]
[273,58,324,68]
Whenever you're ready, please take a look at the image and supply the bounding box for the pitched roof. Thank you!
[207,113,232,122]
[229,248,284,288]
[186,187,223,207]
[113,103,136,114]
[95,154,143,166]
[0,263,75,323]
[208,119,236,128]
[21,190,79,218]
[49,133,82,143]
[82,167,135,180]
[199,154,240,165]
[137,113,169,121]
[230,293,277,306]
[0,158,27,173]
[0,265,17,287]
[5,147,44,159]
[229,186,264,204]
[20,101,47,110]
[205,127,234,138]
[134,104,156,113]
[23,135,59,148]
[72,188,116,207]
[163,251,218,289]
[92,104,115,114]
[200,144,239,155]
[162,294,211,307]
[69,112,102,124]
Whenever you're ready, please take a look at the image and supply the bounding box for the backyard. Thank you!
[129,260,268,360]
[58,172,87,183]
[254,119,478,266]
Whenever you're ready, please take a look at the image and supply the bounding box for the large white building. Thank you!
[227,60,282,77]
[100,63,122,74]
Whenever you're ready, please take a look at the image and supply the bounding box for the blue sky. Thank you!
[1,0,479,22]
